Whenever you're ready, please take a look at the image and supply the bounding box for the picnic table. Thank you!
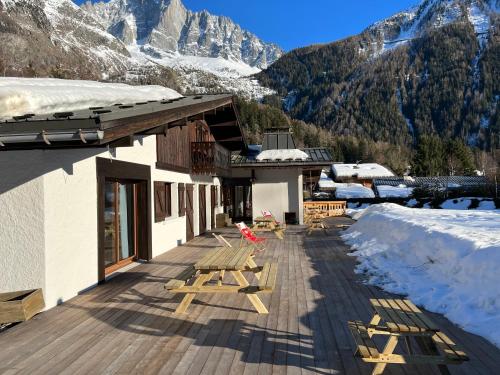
[305,211,329,234]
[252,216,284,239]
[348,299,469,375]
[165,246,277,315]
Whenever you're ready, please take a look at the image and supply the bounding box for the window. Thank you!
[154,181,172,222]
[178,183,185,217]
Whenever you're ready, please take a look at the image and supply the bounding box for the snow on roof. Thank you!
[334,183,375,199]
[0,78,182,120]
[318,178,336,189]
[256,149,309,162]
[332,163,395,179]
[377,185,414,198]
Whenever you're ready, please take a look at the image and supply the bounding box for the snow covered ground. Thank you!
[342,203,500,347]
[128,45,275,100]
[0,78,181,119]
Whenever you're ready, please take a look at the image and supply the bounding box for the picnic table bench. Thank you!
[165,246,277,315]
[304,210,329,235]
[252,216,284,239]
[348,298,469,375]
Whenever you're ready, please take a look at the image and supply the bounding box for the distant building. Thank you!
[230,128,333,225]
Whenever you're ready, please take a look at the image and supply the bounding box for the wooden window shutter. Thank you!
[178,183,185,217]
[165,183,172,218]
[154,181,166,222]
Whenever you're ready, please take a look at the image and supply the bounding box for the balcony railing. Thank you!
[191,142,231,176]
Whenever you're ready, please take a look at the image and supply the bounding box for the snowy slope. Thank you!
[368,0,500,55]
[0,77,181,119]
[342,203,500,347]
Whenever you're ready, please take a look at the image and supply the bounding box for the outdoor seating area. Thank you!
[0,218,498,374]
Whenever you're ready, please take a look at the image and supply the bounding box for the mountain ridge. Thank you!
[257,0,500,150]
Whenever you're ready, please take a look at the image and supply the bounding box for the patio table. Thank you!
[166,246,277,315]
[252,216,284,239]
[348,298,469,375]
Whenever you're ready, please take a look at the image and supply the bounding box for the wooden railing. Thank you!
[191,142,231,177]
[304,201,347,217]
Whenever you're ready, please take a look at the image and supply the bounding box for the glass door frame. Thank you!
[97,157,152,284]
[103,178,139,276]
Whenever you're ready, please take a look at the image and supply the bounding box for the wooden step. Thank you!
[164,266,197,291]
[348,321,380,360]
[258,263,278,292]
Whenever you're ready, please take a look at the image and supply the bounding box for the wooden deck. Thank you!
[1,217,499,374]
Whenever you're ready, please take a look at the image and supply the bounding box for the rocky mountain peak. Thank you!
[84,0,283,69]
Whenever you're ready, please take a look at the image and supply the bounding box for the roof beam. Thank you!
[218,136,243,142]
[208,120,238,128]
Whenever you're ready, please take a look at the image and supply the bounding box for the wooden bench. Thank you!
[349,321,469,370]
[258,263,278,292]
[164,267,198,291]
[348,320,380,360]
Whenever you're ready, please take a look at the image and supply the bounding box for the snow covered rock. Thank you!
[342,203,500,347]
[0,77,181,119]
[334,183,375,199]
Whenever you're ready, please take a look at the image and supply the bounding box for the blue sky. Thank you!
[76,0,418,51]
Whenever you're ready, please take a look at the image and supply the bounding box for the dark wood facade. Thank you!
[186,184,194,241]
[156,120,232,177]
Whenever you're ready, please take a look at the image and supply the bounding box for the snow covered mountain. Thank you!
[0,0,281,98]
[82,0,282,70]
[367,0,500,54]
[80,0,282,97]
[0,0,130,80]
[257,0,500,149]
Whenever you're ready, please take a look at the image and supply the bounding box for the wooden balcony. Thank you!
[191,141,231,177]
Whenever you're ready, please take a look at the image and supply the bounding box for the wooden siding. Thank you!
[0,219,498,374]
[156,124,191,173]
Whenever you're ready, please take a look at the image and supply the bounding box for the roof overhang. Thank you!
[0,94,246,151]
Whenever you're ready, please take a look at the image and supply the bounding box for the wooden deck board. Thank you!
[0,218,499,374]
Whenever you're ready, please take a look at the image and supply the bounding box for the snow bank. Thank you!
[332,163,394,179]
[441,197,498,211]
[377,185,414,198]
[0,78,182,119]
[335,183,375,199]
[342,203,500,347]
[256,149,309,161]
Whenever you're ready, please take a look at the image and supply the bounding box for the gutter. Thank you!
[0,129,104,147]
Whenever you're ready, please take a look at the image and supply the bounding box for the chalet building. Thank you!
[229,128,333,225]
[0,94,245,309]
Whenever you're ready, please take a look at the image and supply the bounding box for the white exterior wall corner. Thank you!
[0,151,46,298]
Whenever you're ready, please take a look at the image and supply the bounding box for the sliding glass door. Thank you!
[104,180,138,273]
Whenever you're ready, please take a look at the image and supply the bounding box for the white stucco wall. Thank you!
[251,168,304,224]
[0,134,223,309]
[0,153,45,296]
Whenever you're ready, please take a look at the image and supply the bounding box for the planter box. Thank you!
[0,289,45,324]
